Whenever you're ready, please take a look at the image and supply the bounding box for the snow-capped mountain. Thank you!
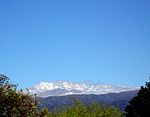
[28,81,138,97]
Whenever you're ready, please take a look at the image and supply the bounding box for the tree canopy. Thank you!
[48,99,122,117]
[125,79,150,117]
[0,74,47,117]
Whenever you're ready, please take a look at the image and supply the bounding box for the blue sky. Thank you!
[0,0,150,88]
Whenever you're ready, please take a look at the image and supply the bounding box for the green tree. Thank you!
[0,74,47,117]
[52,99,122,117]
[125,79,150,117]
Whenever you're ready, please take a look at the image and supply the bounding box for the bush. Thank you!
[0,74,47,117]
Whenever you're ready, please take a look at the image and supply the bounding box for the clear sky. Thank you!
[0,0,150,89]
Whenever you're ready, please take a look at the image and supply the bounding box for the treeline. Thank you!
[46,100,122,117]
[0,74,150,117]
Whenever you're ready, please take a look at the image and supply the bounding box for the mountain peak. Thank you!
[28,81,138,97]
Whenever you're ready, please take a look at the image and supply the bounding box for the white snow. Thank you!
[28,81,138,97]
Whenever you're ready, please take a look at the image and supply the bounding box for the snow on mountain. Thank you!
[28,81,138,97]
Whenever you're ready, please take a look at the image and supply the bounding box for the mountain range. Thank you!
[28,81,139,111]
[29,81,138,97]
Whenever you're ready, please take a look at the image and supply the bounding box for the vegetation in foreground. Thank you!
[0,74,47,117]
[46,100,122,117]
[125,78,150,117]
[0,74,150,117]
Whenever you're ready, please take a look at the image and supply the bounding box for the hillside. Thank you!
[39,90,138,111]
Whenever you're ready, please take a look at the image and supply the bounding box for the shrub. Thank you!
[0,74,47,117]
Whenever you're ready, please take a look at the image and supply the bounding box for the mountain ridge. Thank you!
[29,81,138,97]
[39,90,138,111]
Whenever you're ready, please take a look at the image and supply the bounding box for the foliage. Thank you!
[0,74,47,117]
[125,79,150,117]
[47,100,122,117]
